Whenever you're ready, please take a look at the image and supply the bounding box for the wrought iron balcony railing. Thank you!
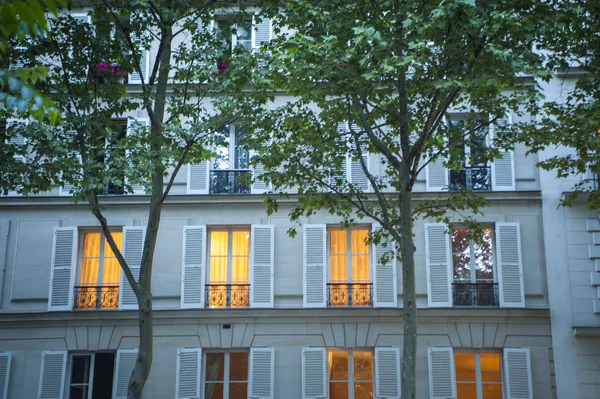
[327,282,373,307]
[210,169,251,194]
[449,166,492,192]
[74,285,119,310]
[206,283,250,308]
[452,282,499,307]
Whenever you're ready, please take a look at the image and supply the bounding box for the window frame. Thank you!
[447,116,489,168]
[203,349,249,399]
[67,351,116,399]
[450,224,497,284]
[207,226,251,285]
[214,16,252,51]
[213,124,249,171]
[454,349,504,399]
[326,225,371,284]
[76,228,123,288]
[326,348,374,399]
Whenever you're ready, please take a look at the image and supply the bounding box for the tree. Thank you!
[1,1,255,397]
[239,1,554,397]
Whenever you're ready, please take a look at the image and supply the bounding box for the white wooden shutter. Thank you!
[490,114,516,191]
[375,347,401,399]
[504,348,533,399]
[181,226,206,309]
[126,118,149,195]
[48,227,77,311]
[119,227,146,310]
[425,224,452,307]
[426,156,448,191]
[250,225,274,308]
[6,119,27,163]
[252,16,271,49]
[176,348,201,399]
[113,349,138,399]
[187,162,210,194]
[128,20,150,85]
[348,123,370,191]
[0,352,12,399]
[303,225,327,308]
[302,348,326,399]
[428,347,456,399]
[372,223,398,308]
[38,351,67,399]
[59,151,81,197]
[496,223,525,308]
[249,348,275,399]
[330,122,349,188]
[250,149,271,194]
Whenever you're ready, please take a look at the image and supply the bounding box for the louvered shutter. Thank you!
[252,16,271,49]
[38,351,67,399]
[5,119,27,163]
[330,122,349,188]
[48,227,77,311]
[187,162,210,194]
[372,224,398,308]
[250,149,271,194]
[303,225,327,308]
[181,226,206,309]
[428,347,456,399]
[302,348,326,399]
[176,348,201,399]
[375,348,400,399]
[113,349,138,399]
[490,114,516,191]
[348,123,370,191]
[119,227,146,310]
[126,118,149,195]
[0,353,12,399]
[249,348,275,399]
[59,151,81,197]
[425,224,452,307]
[426,156,448,191]
[250,225,274,308]
[496,223,525,308]
[128,18,150,85]
[504,348,533,399]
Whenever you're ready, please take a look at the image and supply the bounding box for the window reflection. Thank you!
[327,349,373,398]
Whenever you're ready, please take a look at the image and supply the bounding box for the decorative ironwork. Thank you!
[206,284,250,308]
[74,285,119,310]
[449,166,492,191]
[210,169,251,194]
[327,283,373,307]
[452,282,499,307]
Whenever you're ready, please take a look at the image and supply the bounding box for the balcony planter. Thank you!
[88,62,128,84]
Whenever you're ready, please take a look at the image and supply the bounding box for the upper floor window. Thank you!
[211,124,250,194]
[204,350,249,398]
[206,228,250,308]
[328,349,374,398]
[454,351,503,399]
[448,118,491,192]
[328,227,371,307]
[215,17,252,53]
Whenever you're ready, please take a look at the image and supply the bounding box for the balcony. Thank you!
[449,166,491,192]
[206,283,250,308]
[327,282,373,307]
[74,285,119,310]
[452,282,499,307]
[210,169,251,194]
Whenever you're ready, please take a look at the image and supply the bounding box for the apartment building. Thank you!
[0,9,559,399]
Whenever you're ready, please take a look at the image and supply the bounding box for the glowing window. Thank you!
[204,351,248,399]
[328,228,370,306]
[327,349,373,399]
[455,351,502,399]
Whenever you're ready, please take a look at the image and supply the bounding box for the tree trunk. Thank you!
[399,188,417,399]
[128,290,153,399]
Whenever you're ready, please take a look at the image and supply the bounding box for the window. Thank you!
[207,228,250,308]
[68,352,115,399]
[204,351,248,399]
[75,230,122,310]
[94,120,128,195]
[211,125,250,194]
[451,226,498,307]
[448,118,491,192]
[328,227,371,306]
[327,349,374,399]
[215,17,252,53]
[454,351,503,399]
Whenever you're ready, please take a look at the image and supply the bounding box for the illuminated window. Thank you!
[327,349,373,399]
[75,230,122,309]
[204,351,248,399]
[328,227,370,306]
[207,228,250,308]
[455,351,503,399]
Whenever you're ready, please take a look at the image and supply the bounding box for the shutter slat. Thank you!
[113,349,138,399]
[48,227,77,311]
[372,224,398,307]
[250,225,274,308]
[249,348,274,398]
[303,225,326,308]
[496,223,525,308]
[490,114,516,191]
[504,348,533,399]
[250,146,271,194]
[375,348,400,399]
[426,157,448,191]
[38,351,67,399]
[302,348,326,399]
[425,224,452,307]
[348,123,370,191]
[119,227,146,310]
[0,353,11,399]
[428,347,456,399]
[187,162,210,194]
[176,348,201,399]
[252,16,271,48]
[181,226,206,309]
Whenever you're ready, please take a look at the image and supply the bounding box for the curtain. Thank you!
[102,232,122,284]
[210,231,229,283]
[351,229,369,282]
[205,353,224,399]
[80,232,101,285]
[231,231,249,283]
[329,230,347,282]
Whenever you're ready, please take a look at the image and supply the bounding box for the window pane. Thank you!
[103,232,122,256]
[354,382,373,399]
[351,255,369,282]
[452,229,471,280]
[330,256,348,282]
[211,231,229,257]
[229,382,248,398]
[71,355,91,384]
[229,352,248,381]
[82,232,101,257]
[330,229,348,283]
[457,383,477,399]
[330,230,347,255]
[351,230,369,256]
[204,382,224,399]
[101,258,121,284]
[205,353,225,382]
[232,231,249,256]
[329,382,349,399]
[328,351,348,381]
[479,353,501,383]
[475,228,494,281]
[454,352,475,382]
[69,385,88,399]
[482,383,503,399]
[210,231,228,283]
[234,128,249,169]
[214,126,231,169]
[353,352,373,381]
[80,258,99,285]
[231,256,248,282]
